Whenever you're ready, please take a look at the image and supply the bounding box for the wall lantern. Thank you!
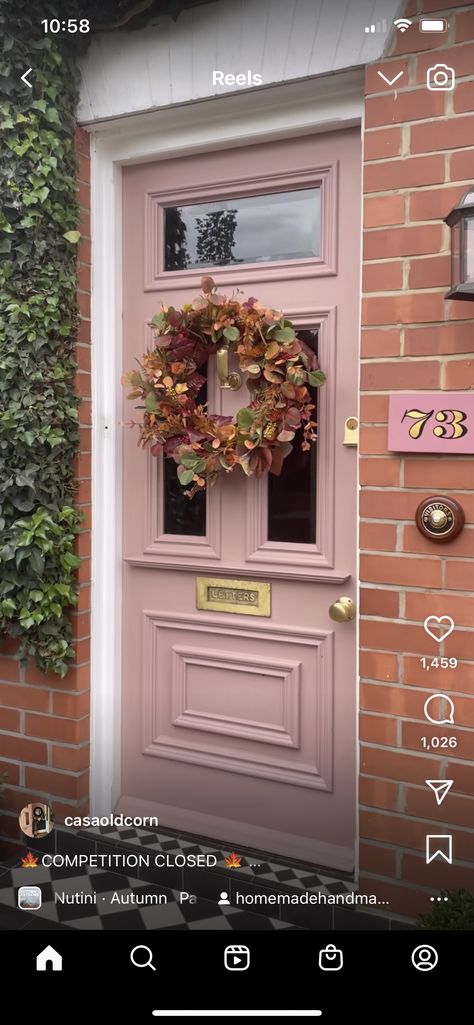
[444,187,474,301]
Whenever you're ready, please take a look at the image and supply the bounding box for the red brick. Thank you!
[76,347,91,374]
[0,683,50,713]
[361,747,440,784]
[0,760,19,784]
[360,554,441,588]
[444,358,474,389]
[361,681,428,719]
[359,425,389,454]
[71,611,91,640]
[409,184,468,222]
[364,224,443,260]
[360,587,399,618]
[77,317,91,343]
[359,650,399,683]
[365,60,409,96]
[360,330,400,359]
[24,714,89,744]
[364,127,402,162]
[0,734,47,764]
[456,10,474,43]
[0,708,20,732]
[74,453,91,479]
[362,293,445,326]
[364,155,445,193]
[445,631,474,662]
[360,359,440,389]
[363,262,403,293]
[360,620,436,658]
[359,776,399,811]
[77,587,92,613]
[25,766,89,800]
[78,207,91,239]
[405,591,474,630]
[359,458,400,487]
[403,523,474,558]
[359,393,390,422]
[411,116,474,155]
[360,521,397,550]
[447,761,474,796]
[401,853,474,893]
[359,713,398,747]
[405,789,474,829]
[403,655,474,694]
[364,193,405,229]
[454,82,474,119]
[450,148,474,183]
[361,809,473,860]
[359,490,418,520]
[76,180,90,209]
[77,237,91,266]
[404,458,474,488]
[405,321,474,355]
[77,152,90,184]
[358,876,427,918]
[366,89,445,130]
[77,290,91,320]
[52,691,90,718]
[52,744,91,771]
[415,41,474,83]
[408,255,450,289]
[0,656,20,683]
[78,399,92,426]
[402,721,472,761]
[77,263,91,294]
[359,842,397,878]
[74,126,90,157]
[76,479,91,503]
[446,560,474,590]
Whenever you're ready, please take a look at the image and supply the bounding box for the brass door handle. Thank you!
[216,343,242,390]
[329,596,356,622]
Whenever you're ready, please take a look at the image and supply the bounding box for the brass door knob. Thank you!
[329,596,356,622]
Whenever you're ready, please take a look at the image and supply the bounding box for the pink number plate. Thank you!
[388,393,474,454]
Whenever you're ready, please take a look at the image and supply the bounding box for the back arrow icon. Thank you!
[21,68,33,88]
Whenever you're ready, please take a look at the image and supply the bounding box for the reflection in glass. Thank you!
[163,367,207,537]
[164,189,321,270]
[267,330,319,545]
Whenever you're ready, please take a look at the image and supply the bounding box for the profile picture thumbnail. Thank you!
[19,802,55,839]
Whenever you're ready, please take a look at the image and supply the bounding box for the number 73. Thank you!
[402,408,468,440]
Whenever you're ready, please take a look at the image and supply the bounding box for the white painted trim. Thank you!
[90,72,363,823]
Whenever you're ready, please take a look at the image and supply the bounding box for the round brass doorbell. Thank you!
[415,496,465,543]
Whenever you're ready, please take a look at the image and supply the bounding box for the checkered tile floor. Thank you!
[82,824,356,896]
[0,862,297,931]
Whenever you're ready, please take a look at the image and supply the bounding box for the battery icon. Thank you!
[419,18,447,33]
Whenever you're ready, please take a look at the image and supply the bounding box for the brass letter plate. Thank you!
[196,577,271,616]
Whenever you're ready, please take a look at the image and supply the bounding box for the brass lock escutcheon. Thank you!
[329,596,356,622]
[216,343,242,390]
[343,416,359,446]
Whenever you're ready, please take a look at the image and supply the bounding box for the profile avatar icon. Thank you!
[19,802,55,839]
[218,891,230,905]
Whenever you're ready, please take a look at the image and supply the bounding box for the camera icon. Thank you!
[427,64,455,91]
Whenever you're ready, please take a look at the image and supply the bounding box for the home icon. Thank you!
[36,946,62,972]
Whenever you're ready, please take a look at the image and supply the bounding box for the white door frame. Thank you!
[89,70,364,818]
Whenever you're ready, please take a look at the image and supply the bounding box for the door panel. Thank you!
[121,130,360,871]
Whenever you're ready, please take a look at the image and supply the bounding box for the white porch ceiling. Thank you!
[78,0,403,124]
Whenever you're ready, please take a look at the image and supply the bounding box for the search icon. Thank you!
[130,945,156,971]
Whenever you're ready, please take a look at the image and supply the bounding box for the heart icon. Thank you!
[424,616,454,643]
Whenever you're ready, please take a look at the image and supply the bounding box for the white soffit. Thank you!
[78,0,402,124]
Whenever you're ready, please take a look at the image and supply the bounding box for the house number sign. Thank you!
[388,393,474,454]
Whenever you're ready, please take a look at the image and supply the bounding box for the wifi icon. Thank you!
[394,18,412,32]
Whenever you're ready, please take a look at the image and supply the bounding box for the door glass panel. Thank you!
[163,366,207,536]
[267,330,319,545]
[164,188,321,270]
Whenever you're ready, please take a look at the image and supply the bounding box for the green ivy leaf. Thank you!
[308,370,326,387]
[63,230,81,243]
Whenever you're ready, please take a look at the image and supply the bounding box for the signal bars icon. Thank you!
[364,20,387,34]
[394,18,412,33]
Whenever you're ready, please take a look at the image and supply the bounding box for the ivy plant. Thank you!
[0,1,85,676]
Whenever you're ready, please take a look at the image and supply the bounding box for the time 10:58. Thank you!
[420,657,457,671]
[41,19,90,33]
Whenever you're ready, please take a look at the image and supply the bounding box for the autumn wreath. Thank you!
[123,277,326,498]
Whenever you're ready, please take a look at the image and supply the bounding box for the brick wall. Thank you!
[0,128,92,856]
[360,1,474,916]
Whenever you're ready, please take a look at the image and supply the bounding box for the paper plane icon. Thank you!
[425,780,454,806]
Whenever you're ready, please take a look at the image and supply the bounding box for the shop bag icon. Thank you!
[318,944,343,971]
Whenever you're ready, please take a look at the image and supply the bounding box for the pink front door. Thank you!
[121,130,360,871]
